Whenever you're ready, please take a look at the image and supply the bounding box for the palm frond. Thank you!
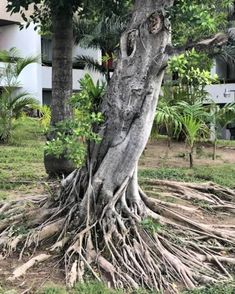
[0,47,20,63]
[155,101,182,136]
[210,102,235,128]
[15,55,39,76]
[74,14,126,52]
[12,95,38,119]
[180,114,209,145]
[75,55,106,75]
[177,100,210,122]
[2,90,38,119]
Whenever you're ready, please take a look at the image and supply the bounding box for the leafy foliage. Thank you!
[45,74,105,166]
[75,15,126,81]
[209,102,235,159]
[210,102,235,131]
[155,99,210,167]
[155,101,182,143]
[166,49,217,105]
[37,105,52,132]
[171,0,233,46]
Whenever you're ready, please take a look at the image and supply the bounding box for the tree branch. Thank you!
[166,33,228,57]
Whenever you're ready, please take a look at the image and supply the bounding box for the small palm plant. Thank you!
[178,101,210,168]
[180,115,209,168]
[0,48,38,143]
[209,102,235,160]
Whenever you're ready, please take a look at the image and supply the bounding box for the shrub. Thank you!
[45,74,104,166]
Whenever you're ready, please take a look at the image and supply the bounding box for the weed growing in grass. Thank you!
[141,217,162,235]
[192,200,214,212]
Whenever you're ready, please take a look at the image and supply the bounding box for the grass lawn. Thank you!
[139,164,235,189]
[0,117,46,200]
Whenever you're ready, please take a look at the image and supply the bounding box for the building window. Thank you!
[216,57,235,83]
[41,37,86,69]
[43,90,52,105]
[41,38,52,65]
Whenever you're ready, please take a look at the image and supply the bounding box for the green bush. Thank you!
[45,74,104,166]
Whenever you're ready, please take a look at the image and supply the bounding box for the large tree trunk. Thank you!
[89,0,170,202]
[2,1,235,293]
[44,7,75,176]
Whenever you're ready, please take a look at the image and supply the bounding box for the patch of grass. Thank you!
[217,140,235,148]
[139,164,235,189]
[73,281,124,294]
[1,281,234,294]
[0,286,17,294]
[0,117,46,199]
[38,283,67,294]
[38,282,159,294]
[183,283,235,294]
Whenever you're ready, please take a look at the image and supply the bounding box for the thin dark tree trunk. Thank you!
[189,146,194,168]
[213,139,216,160]
[51,9,73,125]
[44,7,74,176]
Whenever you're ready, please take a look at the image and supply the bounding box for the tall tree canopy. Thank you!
[2,0,235,293]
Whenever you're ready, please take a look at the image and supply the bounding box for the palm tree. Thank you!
[74,15,126,82]
[210,102,235,160]
[0,48,38,142]
[180,115,209,168]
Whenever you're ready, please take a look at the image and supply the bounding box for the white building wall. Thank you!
[0,24,43,103]
[206,83,235,104]
[0,23,102,104]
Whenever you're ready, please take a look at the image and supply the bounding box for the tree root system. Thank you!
[0,171,235,293]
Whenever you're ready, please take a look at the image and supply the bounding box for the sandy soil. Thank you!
[139,139,235,169]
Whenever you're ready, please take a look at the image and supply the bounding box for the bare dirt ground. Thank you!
[139,139,235,169]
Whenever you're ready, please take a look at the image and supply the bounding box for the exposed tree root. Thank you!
[0,171,235,293]
[9,254,51,280]
[143,179,235,206]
